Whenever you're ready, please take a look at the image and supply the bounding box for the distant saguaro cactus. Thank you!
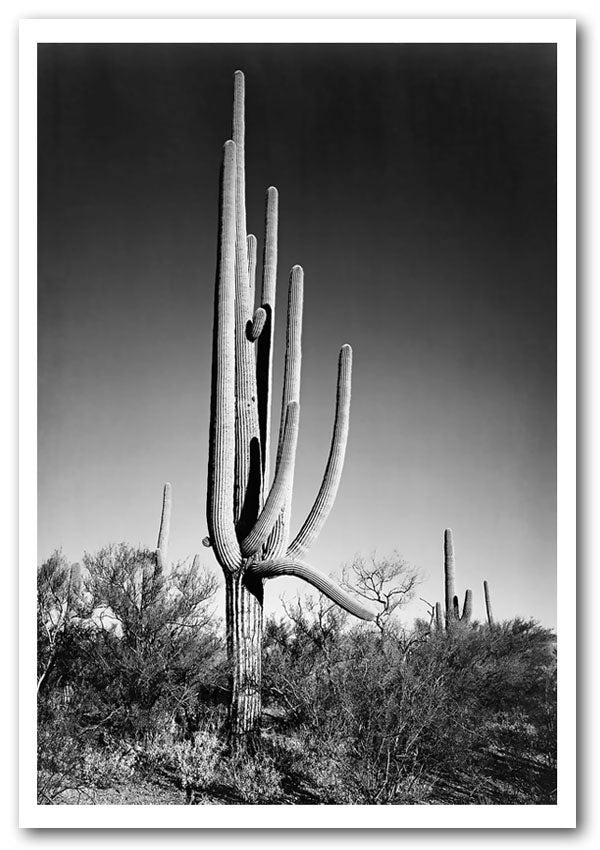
[438,528,472,629]
[206,71,375,744]
[154,482,202,579]
[444,528,456,622]
[483,579,495,626]
[155,482,172,574]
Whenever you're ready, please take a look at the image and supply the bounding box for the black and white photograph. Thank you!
[19,17,576,828]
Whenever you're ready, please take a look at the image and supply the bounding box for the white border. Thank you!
[19,17,576,829]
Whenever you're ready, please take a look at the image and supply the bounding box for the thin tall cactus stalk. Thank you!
[155,482,172,574]
[206,71,375,744]
[483,579,495,626]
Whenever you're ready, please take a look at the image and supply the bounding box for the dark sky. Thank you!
[38,43,557,627]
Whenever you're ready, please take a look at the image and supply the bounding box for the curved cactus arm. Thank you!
[241,402,300,557]
[265,265,304,557]
[206,140,241,572]
[155,482,172,573]
[460,588,473,622]
[483,580,494,625]
[247,233,257,300]
[287,345,352,560]
[257,187,279,489]
[248,307,266,342]
[444,528,456,622]
[247,558,377,621]
[452,594,460,620]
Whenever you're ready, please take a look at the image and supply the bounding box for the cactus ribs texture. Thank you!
[206,71,376,744]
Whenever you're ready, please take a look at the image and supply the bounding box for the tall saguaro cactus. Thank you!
[206,71,375,744]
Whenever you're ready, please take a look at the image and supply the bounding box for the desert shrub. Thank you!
[37,711,136,802]
[79,742,137,789]
[78,544,220,740]
[221,751,283,804]
[37,721,92,804]
[173,729,226,801]
[137,724,226,802]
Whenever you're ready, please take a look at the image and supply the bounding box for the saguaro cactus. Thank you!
[444,528,456,622]
[483,579,495,626]
[206,71,375,744]
[155,482,172,574]
[439,528,472,628]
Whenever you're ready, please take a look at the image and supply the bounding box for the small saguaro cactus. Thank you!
[154,482,202,578]
[155,482,172,574]
[206,71,375,744]
[439,528,472,628]
[483,579,495,626]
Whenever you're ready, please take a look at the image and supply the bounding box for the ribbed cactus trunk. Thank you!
[226,572,263,741]
[206,72,376,748]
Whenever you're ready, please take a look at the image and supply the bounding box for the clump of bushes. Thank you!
[37,548,556,805]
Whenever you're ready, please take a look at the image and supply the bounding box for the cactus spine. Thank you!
[206,72,375,743]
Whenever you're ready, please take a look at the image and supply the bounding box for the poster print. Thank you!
[20,18,575,828]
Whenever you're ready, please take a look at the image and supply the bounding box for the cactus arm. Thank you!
[155,482,172,574]
[257,187,279,490]
[264,266,304,557]
[287,344,352,560]
[460,588,473,621]
[444,528,456,622]
[452,595,460,619]
[206,140,241,572]
[247,233,257,301]
[483,580,494,625]
[275,265,304,464]
[241,402,300,557]
[435,601,444,631]
[247,558,377,621]
[248,307,267,342]
[232,70,262,534]
[232,71,249,300]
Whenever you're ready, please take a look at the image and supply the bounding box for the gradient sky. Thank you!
[38,43,557,629]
